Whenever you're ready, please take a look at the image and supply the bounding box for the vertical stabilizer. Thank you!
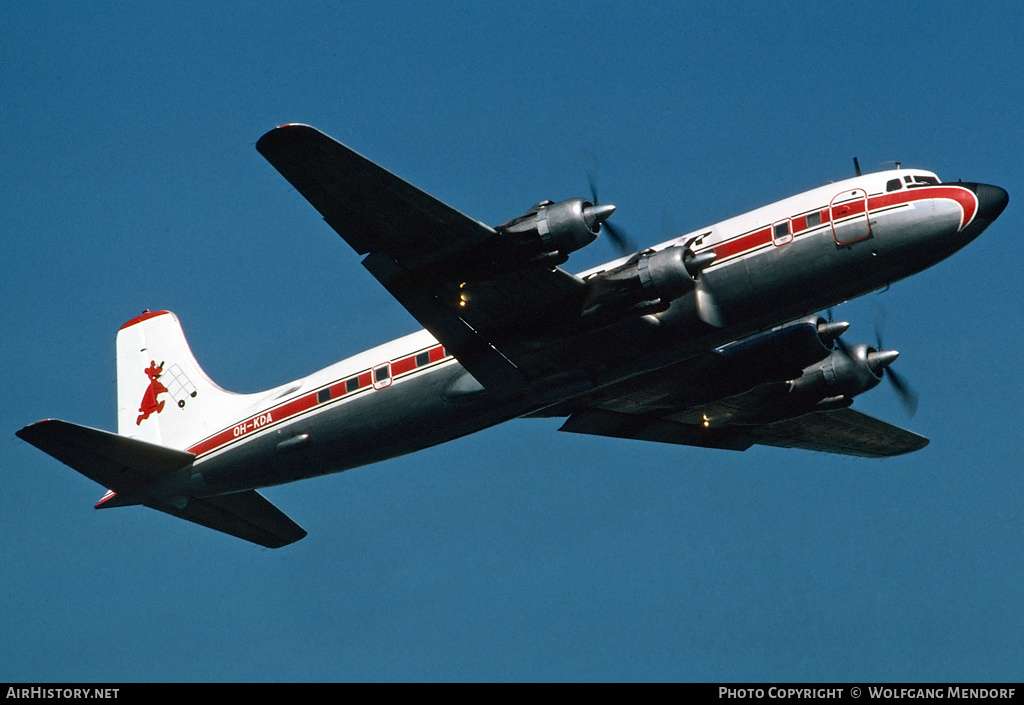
[116,311,253,450]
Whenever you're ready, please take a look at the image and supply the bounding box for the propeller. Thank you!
[873,319,919,417]
[586,164,725,326]
[826,308,918,416]
[587,171,636,256]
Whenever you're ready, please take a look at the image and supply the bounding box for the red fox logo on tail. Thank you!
[137,361,169,425]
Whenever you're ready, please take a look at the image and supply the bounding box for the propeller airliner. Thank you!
[17,124,1009,547]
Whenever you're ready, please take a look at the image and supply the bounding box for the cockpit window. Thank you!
[886,179,902,192]
[905,174,940,187]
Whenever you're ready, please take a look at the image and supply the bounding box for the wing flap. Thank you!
[362,251,528,393]
[559,407,928,458]
[560,408,756,452]
[148,491,307,549]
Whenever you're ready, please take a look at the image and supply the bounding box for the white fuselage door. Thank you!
[830,188,871,245]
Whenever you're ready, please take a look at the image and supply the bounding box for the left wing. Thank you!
[257,125,602,395]
[559,406,928,458]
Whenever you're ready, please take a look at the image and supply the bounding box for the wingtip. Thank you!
[258,123,318,155]
[15,418,60,443]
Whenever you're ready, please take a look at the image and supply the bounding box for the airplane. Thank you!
[17,124,1009,548]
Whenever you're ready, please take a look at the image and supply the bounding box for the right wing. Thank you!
[257,125,603,395]
[256,124,498,267]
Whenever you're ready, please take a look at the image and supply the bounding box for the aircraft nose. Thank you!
[974,183,1009,221]
[956,182,1008,241]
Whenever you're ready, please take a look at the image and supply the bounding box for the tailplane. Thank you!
[17,418,306,548]
[116,310,253,450]
[18,311,306,548]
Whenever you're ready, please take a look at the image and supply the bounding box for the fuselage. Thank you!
[177,169,1006,498]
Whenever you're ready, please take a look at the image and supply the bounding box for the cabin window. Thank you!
[345,378,360,393]
[772,219,793,245]
[416,352,430,367]
[886,179,902,192]
[806,211,821,227]
[372,363,392,390]
[317,389,331,404]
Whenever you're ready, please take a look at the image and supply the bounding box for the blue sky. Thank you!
[3,1,1022,681]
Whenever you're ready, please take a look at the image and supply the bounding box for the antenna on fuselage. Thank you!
[853,157,862,177]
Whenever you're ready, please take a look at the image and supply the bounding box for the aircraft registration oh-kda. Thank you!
[18,124,1009,548]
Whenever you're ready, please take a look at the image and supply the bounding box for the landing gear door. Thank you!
[830,188,871,245]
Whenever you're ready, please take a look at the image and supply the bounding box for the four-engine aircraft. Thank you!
[17,124,1009,547]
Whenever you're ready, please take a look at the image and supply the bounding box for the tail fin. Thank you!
[117,311,253,450]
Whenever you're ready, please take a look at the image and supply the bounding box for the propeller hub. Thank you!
[582,203,616,231]
[818,320,850,345]
[867,348,899,375]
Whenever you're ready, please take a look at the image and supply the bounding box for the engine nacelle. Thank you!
[700,337,894,427]
[496,198,605,261]
[580,246,716,319]
[716,316,841,384]
[790,343,887,403]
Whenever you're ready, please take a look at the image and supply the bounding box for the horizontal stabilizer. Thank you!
[16,419,194,496]
[148,491,307,549]
[18,419,305,548]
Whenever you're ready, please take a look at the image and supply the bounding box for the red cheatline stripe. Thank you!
[868,185,977,230]
[714,227,772,260]
[187,344,449,457]
[391,356,417,376]
[710,186,976,264]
